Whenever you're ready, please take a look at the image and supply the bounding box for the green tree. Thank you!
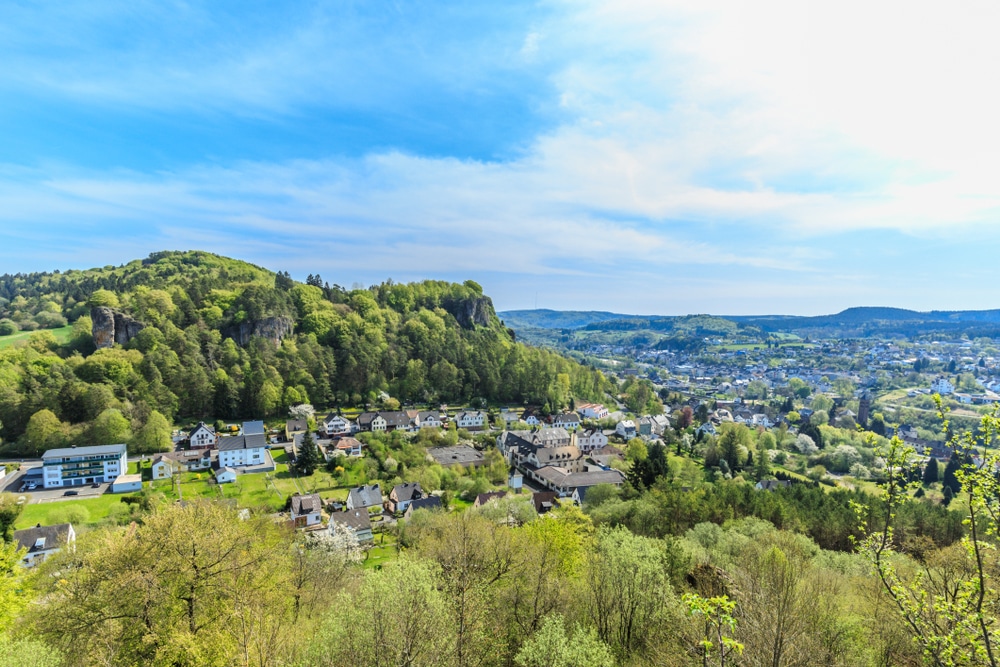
[0,493,24,541]
[294,431,321,476]
[922,456,940,485]
[305,558,454,667]
[90,408,132,445]
[22,409,66,455]
[515,614,614,667]
[87,289,120,309]
[130,410,172,454]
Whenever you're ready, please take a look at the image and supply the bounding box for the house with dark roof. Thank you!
[14,523,75,568]
[290,493,323,527]
[322,414,354,437]
[531,491,560,514]
[188,422,217,449]
[241,421,266,436]
[330,510,374,543]
[553,413,581,429]
[417,411,444,428]
[473,491,508,507]
[403,495,443,518]
[285,419,309,443]
[218,433,270,468]
[755,480,792,491]
[347,484,383,511]
[386,483,423,513]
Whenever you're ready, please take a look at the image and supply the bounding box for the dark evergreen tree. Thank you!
[294,431,321,476]
[943,454,964,494]
[922,456,940,485]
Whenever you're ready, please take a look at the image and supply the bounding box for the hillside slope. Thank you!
[0,251,611,454]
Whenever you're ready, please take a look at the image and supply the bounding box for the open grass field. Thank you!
[0,325,73,350]
[15,493,130,530]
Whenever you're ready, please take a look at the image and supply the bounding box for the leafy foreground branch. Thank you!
[856,402,1000,667]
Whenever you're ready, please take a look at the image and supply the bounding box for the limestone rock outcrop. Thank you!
[445,296,495,329]
[222,317,294,347]
[91,307,146,349]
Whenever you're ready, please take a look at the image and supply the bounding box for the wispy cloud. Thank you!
[2,0,1000,314]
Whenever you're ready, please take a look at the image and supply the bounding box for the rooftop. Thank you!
[42,444,126,459]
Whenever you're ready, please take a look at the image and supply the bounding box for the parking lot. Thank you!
[2,464,111,504]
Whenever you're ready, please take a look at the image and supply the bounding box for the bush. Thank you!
[34,311,68,329]
[0,319,16,336]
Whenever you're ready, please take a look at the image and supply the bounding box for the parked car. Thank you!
[91,482,101,488]
[63,490,78,496]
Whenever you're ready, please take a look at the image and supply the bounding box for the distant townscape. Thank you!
[2,256,1000,666]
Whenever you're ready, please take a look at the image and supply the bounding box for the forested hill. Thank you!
[0,251,611,454]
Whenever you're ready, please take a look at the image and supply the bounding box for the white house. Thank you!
[322,414,355,437]
[615,420,636,439]
[42,444,127,489]
[522,411,541,426]
[215,467,237,484]
[13,523,75,568]
[931,377,955,395]
[218,434,269,468]
[577,403,609,420]
[291,493,324,527]
[151,450,214,480]
[418,411,443,428]
[357,412,388,432]
[454,410,487,431]
[576,428,609,453]
[188,422,217,449]
[553,413,581,429]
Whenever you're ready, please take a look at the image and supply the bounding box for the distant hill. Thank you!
[503,307,1000,340]
[498,309,637,330]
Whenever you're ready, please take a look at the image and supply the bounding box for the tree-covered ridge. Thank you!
[0,251,612,453]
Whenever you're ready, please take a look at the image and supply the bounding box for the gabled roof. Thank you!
[553,413,580,423]
[14,523,73,553]
[242,421,265,436]
[391,482,423,503]
[348,484,383,508]
[190,422,215,436]
[286,419,309,433]
[291,493,323,516]
[380,411,413,428]
[474,491,507,506]
[331,509,372,532]
[406,496,443,513]
[218,433,268,451]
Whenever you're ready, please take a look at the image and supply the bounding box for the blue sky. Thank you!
[3,0,1000,315]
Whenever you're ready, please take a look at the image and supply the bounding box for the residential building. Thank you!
[533,467,625,497]
[13,523,75,568]
[356,412,386,432]
[403,495,443,518]
[553,413,581,429]
[386,482,423,513]
[241,420,266,436]
[151,449,214,480]
[931,377,955,395]
[331,437,363,457]
[285,419,309,442]
[42,444,127,489]
[380,411,414,431]
[755,480,792,491]
[615,420,636,439]
[532,491,560,514]
[576,428,609,453]
[473,491,507,507]
[322,414,354,437]
[347,484,383,511]
[577,403,609,420]
[418,411,443,428]
[330,510,373,543]
[454,410,487,431]
[291,493,324,527]
[188,422,217,449]
[215,467,237,484]
[218,433,269,468]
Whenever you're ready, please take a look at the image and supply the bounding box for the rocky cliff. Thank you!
[91,307,146,349]
[222,317,294,347]
[445,296,496,329]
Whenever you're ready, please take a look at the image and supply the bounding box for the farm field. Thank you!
[0,325,73,349]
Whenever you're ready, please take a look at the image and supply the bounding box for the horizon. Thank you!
[4,2,1000,314]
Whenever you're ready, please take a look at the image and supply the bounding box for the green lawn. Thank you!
[0,325,73,350]
[15,493,132,530]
